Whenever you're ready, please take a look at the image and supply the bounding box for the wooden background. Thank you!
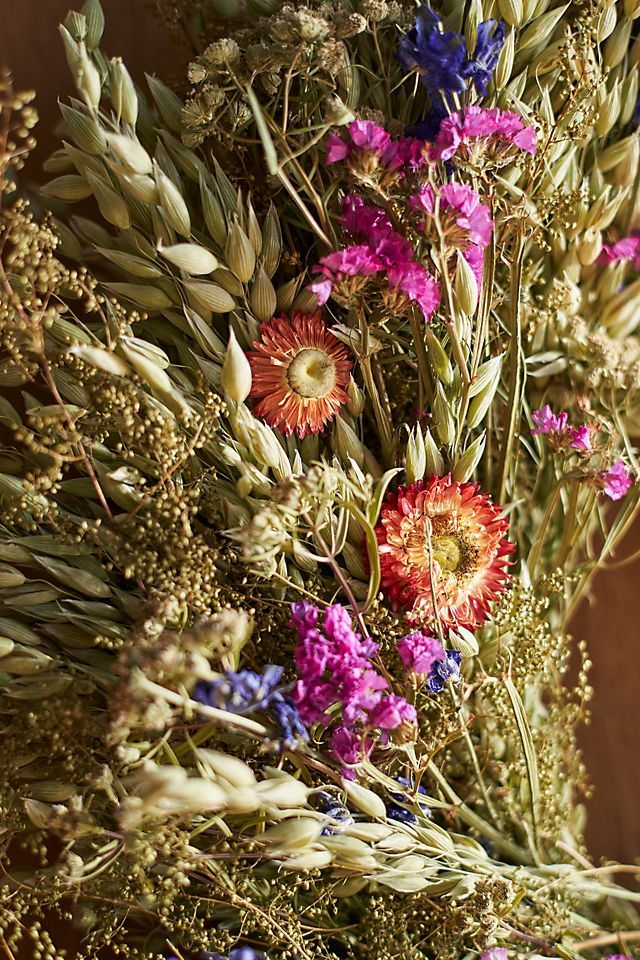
[0,0,638,889]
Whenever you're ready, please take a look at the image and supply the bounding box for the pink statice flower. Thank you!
[410,182,493,248]
[369,694,417,730]
[481,950,508,960]
[398,630,445,674]
[598,235,640,268]
[311,195,441,321]
[569,425,591,451]
[531,404,568,434]
[600,459,633,501]
[291,601,416,773]
[410,181,493,286]
[387,260,441,319]
[329,726,373,777]
[326,119,426,175]
[431,105,537,163]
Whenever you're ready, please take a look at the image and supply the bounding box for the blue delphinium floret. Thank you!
[193,665,284,714]
[398,5,505,139]
[427,650,463,693]
[269,693,309,748]
[397,6,467,98]
[462,19,505,95]
[385,776,431,824]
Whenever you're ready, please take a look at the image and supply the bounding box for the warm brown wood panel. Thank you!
[0,0,638,891]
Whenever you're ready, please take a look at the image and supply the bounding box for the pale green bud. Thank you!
[333,416,366,468]
[155,162,191,237]
[261,204,282,279]
[324,94,355,126]
[60,102,106,155]
[449,625,480,657]
[596,3,617,42]
[76,45,101,109]
[226,218,256,283]
[200,176,228,248]
[115,169,158,204]
[146,73,183,134]
[345,377,365,418]
[221,329,252,403]
[620,69,639,125]
[452,431,486,482]
[424,427,444,476]
[42,175,92,201]
[424,327,454,385]
[185,281,235,314]
[454,252,479,317]
[405,426,426,485]
[463,0,482,55]
[110,58,138,124]
[613,135,640,189]
[595,81,621,137]
[577,229,603,266]
[467,355,503,429]
[604,18,632,69]
[342,780,386,819]
[86,172,130,229]
[159,242,218,275]
[250,264,277,322]
[106,132,152,175]
[432,383,455,446]
[495,26,515,87]
[82,0,105,48]
[498,0,523,27]
[342,542,367,580]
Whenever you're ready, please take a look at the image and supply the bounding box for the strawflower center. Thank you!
[287,348,337,399]
[430,535,462,573]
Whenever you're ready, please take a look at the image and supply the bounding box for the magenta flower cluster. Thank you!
[310,192,441,321]
[531,404,592,451]
[326,119,425,172]
[290,601,416,774]
[598,234,640,268]
[431,105,537,162]
[410,181,493,285]
[397,630,445,675]
[532,405,633,501]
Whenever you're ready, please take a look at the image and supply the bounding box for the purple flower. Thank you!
[398,6,505,104]
[397,6,468,98]
[203,948,265,960]
[329,724,372,776]
[480,950,508,960]
[269,694,309,748]
[427,649,462,693]
[601,459,633,501]
[569,425,591,451]
[531,404,568,435]
[368,694,417,730]
[342,195,393,238]
[386,776,430,824]
[398,630,445,674]
[387,260,441,321]
[193,665,284,714]
[326,121,425,175]
[462,20,505,95]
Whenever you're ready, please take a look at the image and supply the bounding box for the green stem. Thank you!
[496,227,525,504]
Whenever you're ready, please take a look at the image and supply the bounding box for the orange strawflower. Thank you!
[375,476,514,631]
[248,312,352,438]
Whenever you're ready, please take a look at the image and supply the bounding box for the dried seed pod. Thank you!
[221,329,252,403]
[185,280,235,314]
[159,242,218,275]
[155,163,191,237]
[250,264,277,322]
[226,218,256,283]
